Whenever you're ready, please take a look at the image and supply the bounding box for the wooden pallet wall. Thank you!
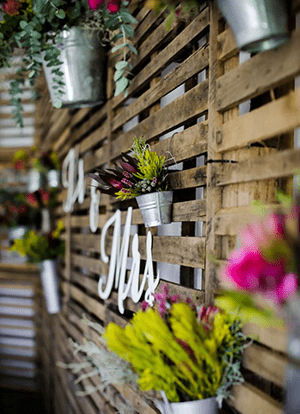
[35,2,300,413]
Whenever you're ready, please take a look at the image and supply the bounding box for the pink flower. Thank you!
[109,179,124,189]
[119,160,136,174]
[241,212,285,252]
[27,193,39,208]
[140,300,149,311]
[39,189,50,206]
[223,248,298,305]
[107,0,121,13]
[14,159,25,170]
[199,305,218,331]
[2,0,20,16]
[87,0,105,10]
[121,178,134,187]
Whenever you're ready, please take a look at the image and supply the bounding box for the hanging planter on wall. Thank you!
[136,191,173,228]
[39,260,61,314]
[27,169,43,193]
[216,0,290,53]
[47,169,60,188]
[43,27,106,109]
[91,137,173,228]
[156,394,219,414]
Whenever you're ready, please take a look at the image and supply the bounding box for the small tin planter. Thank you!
[47,169,60,188]
[136,191,173,228]
[27,169,42,192]
[39,259,61,314]
[216,0,289,53]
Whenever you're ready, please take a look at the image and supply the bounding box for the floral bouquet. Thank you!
[10,220,65,263]
[11,149,29,170]
[216,193,299,326]
[104,284,251,406]
[32,152,60,173]
[91,136,169,200]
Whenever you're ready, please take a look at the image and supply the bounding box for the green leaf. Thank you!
[118,10,138,25]
[165,8,175,31]
[123,24,134,38]
[114,77,129,96]
[29,70,36,78]
[20,21,28,29]
[111,43,129,53]
[127,43,138,55]
[55,9,66,19]
[276,189,293,209]
[114,70,124,82]
[115,61,128,71]
[110,33,124,43]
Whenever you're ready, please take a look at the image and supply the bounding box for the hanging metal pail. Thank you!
[8,226,28,243]
[27,169,42,192]
[136,191,173,228]
[157,397,218,414]
[216,0,289,53]
[39,260,61,314]
[47,169,60,188]
[43,27,106,108]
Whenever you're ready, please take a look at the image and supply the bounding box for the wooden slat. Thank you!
[216,88,300,152]
[216,28,300,112]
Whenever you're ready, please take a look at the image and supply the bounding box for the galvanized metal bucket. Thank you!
[39,259,61,314]
[27,169,42,192]
[47,169,60,188]
[157,396,218,414]
[136,191,173,228]
[8,226,29,243]
[43,27,106,108]
[216,0,289,52]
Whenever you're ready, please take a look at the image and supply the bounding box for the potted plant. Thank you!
[91,136,173,227]
[0,0,138,127]
[146,0,290,53]
[26,188,58,232]
[104,284,251,413]
[10,221,65,314]
[32,151,60,188]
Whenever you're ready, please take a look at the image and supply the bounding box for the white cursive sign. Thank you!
[89,178,100,233]
[99,207,160,314]
[62,148,85,213]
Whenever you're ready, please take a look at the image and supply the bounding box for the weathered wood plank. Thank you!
[216,28,300,112]
[112,7,210,109]
[216,88,300,152]
[112,47,209,131]
[243,343,286,387]
[111,80,208,159]
[231,383,282,414]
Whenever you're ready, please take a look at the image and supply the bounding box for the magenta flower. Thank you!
[119,160,137,174]
[223,248,298,305]
[140,300,149,311]
[121,178,134,187]
[2,0,20,16]
[107,0,121,13]
[108,179,124,189]
[241,212,285,252]
[87,0,105,10]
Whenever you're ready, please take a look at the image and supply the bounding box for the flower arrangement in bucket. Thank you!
[32,151,60,188]
[10,221,65,313]
[103,284,252,413]
[91,136,173,227]
[0,0,138,127]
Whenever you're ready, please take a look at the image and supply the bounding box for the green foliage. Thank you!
[1,0,137,126]
[10,221,65,263]
[104,303,250,403]
[215,291,284,328]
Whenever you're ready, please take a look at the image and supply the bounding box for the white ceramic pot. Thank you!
[27,169,42,192]
[39,259,61,314]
